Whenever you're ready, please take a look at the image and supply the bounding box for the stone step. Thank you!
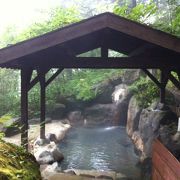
[45,170,129,180]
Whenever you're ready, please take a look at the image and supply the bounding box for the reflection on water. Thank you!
[59,126,140,178]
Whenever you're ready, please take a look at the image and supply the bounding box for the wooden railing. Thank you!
[152,139,180,180]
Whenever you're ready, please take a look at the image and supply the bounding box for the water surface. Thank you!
[59,126,140,179]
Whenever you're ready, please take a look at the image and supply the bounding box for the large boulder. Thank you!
[127,96,142,137]
[92,77,122,104]
[112,84,133,126]
[83,104,116,126]
[159,125,180,161]
[36,150,54,164]
[41,162,62,179]
[34,142,64,165]
[65,97,90,112]
[0,117,20,137]
[50,103,66,119]
[67,111,83,124]
[52,147,64,162]
[131,106,178,160]
[122,69,142,85]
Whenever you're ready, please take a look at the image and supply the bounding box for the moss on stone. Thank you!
[0,140,41,180]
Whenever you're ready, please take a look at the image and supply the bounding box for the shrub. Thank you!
[129,77,159,108]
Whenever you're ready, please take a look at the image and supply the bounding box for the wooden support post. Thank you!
[38,70,46,139]
[160,70,169,104]
[21,69,32,150]
[101,46,108,58]
[28,69,49,91]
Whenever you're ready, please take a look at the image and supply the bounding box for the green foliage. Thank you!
[49,69,123,101]
[129,77,159,108]
[0,132,4,140]
[0,69,20,117]
[113,1,157,23]
[0,140,41,179]
[0,115,12,124]
[0,1,180,117]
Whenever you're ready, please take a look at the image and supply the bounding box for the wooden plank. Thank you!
[0,13,179,68]
[48,57,180,69]
[152,167,163,180]
[153,151,178,180]
[152,139,180,180]
[0,13,108,64]
[107,13,180,53]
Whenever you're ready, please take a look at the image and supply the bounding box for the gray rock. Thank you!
[172,132,180,142]
[37,150,54,164]
[52,147,64,162]
[29,118,52,125]
[68,111,83,122]
[112,84,133,126]
[92,77,122,104]
[159,124,180,160]
[41,162,62,179]
[46,133,57,143]
[83,104,116,126]
[133,105,178,159]
[127,96,142,137]
[122,69,143,84]
[34,138,50,146]
[64,169,76,175]
[50,103,66,119]
[96,175,113,179]
[3,117,20,137]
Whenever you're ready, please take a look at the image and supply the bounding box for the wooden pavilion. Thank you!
[0,12,180,150]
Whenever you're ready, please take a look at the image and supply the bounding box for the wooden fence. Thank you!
[152,139,180,180]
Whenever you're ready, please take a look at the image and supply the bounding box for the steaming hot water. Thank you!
[59,126,141,179]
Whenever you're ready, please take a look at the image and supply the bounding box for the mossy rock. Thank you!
[0,140,41,180]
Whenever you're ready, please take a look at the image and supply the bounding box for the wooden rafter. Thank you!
[0,13,179,68]
[169,73,180,90]
[45,68,64,87]
[142,69,161,88]
[37,57,180,69]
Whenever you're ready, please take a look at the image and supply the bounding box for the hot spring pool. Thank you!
[59,126,141,179]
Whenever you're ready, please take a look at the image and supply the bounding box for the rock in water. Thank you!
[37,150,54,164]
[41,162,62,179]
[52,147,64,162]
[34,141,64,165]
[46,133,58,143]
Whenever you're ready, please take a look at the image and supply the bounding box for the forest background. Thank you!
[0,0,179,120]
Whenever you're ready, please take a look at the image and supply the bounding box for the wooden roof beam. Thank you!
[40,57,180,70]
